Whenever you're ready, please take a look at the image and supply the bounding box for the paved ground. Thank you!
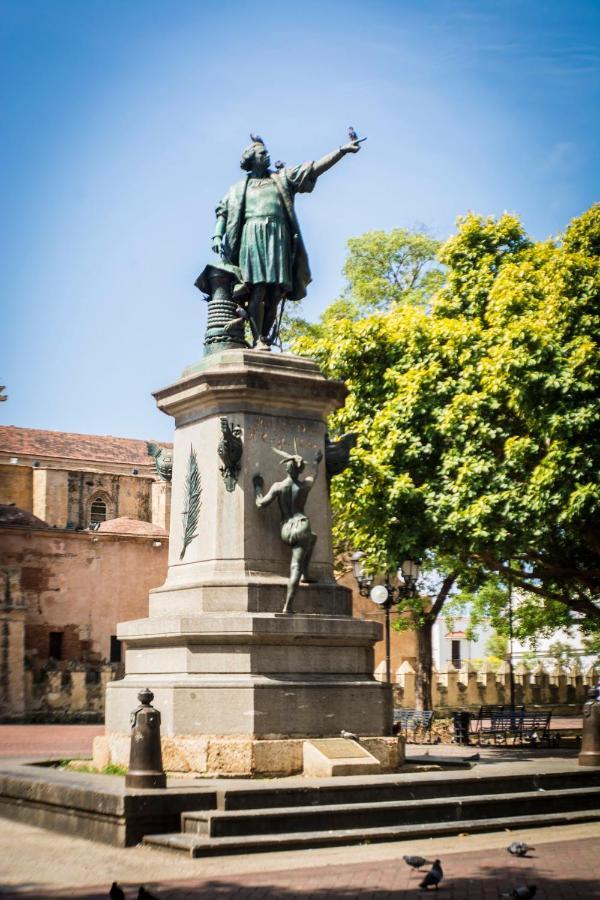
[0,817,598,898]
[0,725,103,758]
[0,724,597,899]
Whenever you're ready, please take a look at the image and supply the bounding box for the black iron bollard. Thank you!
[452,710,471,745]
[579,680,600,767]
[125,688,167,788]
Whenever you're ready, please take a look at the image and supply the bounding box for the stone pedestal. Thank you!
[102,350,392,775]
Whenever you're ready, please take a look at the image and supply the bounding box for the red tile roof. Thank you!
[0,504,49,528]
[97,517,167,536]
[0,426,171,467]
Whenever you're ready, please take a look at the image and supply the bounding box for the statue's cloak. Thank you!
[215,162,317,303]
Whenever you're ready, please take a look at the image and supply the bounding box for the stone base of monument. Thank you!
[99,350,394,777]
[93,733,403,777]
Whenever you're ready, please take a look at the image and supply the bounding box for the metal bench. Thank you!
[393,708,434,743]
[478,709,554,745]
[471,704,524,743]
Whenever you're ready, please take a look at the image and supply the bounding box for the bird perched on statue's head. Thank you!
[250,133,264,145]
[419,860,443,890]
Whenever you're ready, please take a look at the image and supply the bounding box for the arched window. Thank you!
[90,496,108,525]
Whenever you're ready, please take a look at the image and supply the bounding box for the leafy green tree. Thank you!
[292,208,600,708]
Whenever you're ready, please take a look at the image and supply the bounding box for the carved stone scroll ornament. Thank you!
[146,441,173,482]
[217,418,243,492]
[180,445,201,560]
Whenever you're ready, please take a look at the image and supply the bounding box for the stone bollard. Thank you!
[579,680,600,767]
[125,688,167,788]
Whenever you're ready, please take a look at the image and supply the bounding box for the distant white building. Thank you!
[432,614,493,669]
[512,626,594,668]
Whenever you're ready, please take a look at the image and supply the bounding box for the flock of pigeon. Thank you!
[402,841,537,896]
[109,840,538,898]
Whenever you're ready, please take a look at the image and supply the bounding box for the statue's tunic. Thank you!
[215,162,318,302]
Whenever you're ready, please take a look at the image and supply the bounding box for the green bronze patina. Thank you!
[197,133,363,352]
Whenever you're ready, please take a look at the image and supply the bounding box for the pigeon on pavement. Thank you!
[402,854,429,870]
[109,883,125,900]
[507,841,535,857]
[501,886,537,899]
[419,859,443,890]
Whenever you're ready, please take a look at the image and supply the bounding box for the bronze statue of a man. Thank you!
[211,134,361,349]
[253,448,323,612]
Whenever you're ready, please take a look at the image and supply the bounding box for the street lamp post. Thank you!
[351,552,421,684]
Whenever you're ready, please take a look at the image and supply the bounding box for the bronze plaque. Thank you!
[310,739,370,759]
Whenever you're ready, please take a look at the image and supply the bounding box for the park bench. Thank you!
[471,704,524,742]
[393,708,434,743]
[478,709,554,746]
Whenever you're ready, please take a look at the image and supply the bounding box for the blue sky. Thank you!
[1,0,598,442]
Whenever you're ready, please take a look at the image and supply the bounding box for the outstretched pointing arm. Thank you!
[312,140,361,177]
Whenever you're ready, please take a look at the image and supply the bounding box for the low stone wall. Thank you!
[393,660,598,713]
[18,665,122,722]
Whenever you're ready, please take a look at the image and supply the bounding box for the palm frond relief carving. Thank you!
[180,445,201,560]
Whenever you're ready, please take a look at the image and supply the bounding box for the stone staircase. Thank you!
[143,766,600,857]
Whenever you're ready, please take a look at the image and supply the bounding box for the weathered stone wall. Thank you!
[0,526,168,664]
[0,465,33,511]
[0,570,26,718]
[23,664,120,721]
[394,660,598,713]
[66,471,154,529]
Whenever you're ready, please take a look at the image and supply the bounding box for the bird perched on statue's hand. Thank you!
[402,855,429,870]
[501,886,537,899]
[507,841,535,857]
[138,887,160,900]
[419,859,443,890]
[109,884,125,900]
[348,126,358,142]
[340,729,359,741]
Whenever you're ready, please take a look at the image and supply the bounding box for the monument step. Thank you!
[181,785,600,838]
[213,768,600,811]
[143,807,600,857]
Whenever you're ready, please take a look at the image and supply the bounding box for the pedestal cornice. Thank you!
[153,350,347,425]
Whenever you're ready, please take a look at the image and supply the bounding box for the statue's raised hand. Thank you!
[341,140,361,154]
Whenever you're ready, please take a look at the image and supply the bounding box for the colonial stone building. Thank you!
[0,426,172,720]
[0,425,171,530]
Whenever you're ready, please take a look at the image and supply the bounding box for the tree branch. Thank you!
[427,571,458,622]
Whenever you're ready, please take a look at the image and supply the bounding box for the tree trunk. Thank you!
[415,617,434,711]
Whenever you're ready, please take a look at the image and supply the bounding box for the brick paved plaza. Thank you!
[0,725,598,899]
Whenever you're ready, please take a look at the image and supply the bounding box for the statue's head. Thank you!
[282,455,304,476]
[241,134,270,174]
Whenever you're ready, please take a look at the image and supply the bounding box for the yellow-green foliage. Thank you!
[293,208,600,631]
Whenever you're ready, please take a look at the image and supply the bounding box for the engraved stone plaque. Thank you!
[310,738,371,759]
